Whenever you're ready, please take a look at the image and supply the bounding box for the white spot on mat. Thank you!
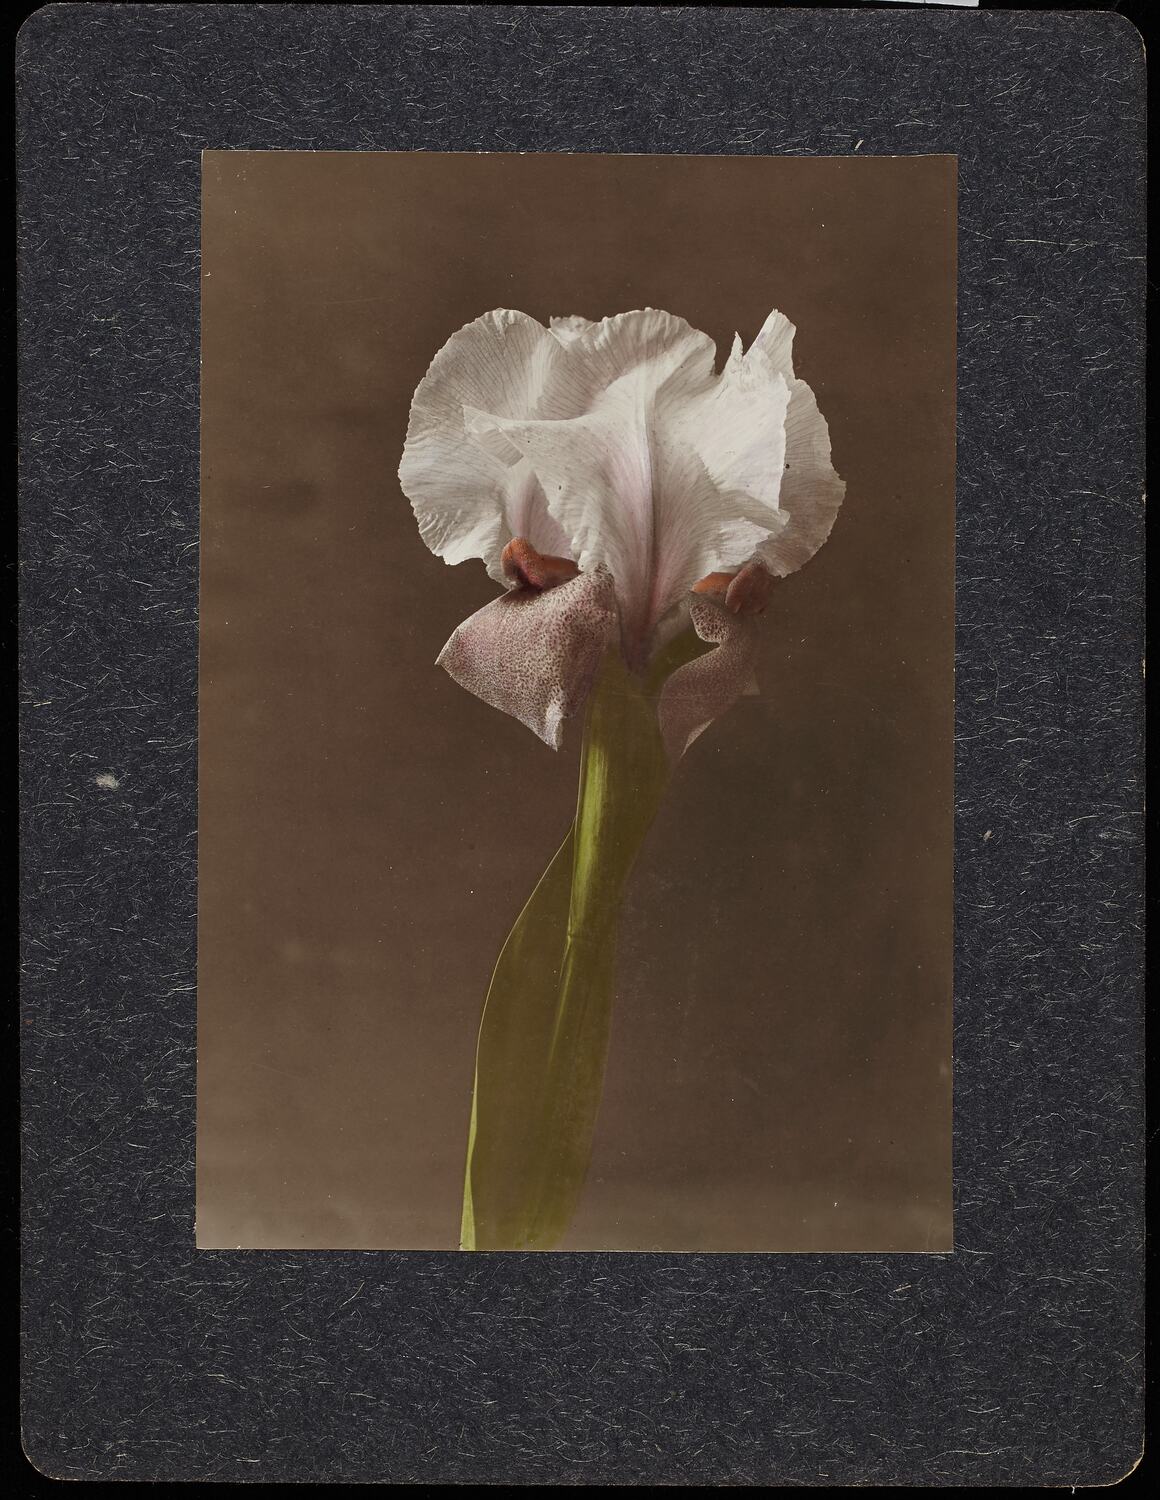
[94,772,120,790]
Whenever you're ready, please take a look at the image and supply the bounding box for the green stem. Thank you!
[460,641,698,1251]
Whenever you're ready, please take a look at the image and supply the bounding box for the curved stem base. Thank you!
[460,647,686,1250]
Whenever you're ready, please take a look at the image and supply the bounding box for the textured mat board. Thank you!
[17,4,1145,1486]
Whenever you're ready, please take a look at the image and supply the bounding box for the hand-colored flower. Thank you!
[399,306,844,752]
[399,305,846,1250]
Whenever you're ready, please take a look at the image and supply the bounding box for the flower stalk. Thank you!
[461,638,703,1250]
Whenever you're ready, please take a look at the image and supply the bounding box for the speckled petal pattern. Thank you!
[656,593,760,761]
[436,568,618,749]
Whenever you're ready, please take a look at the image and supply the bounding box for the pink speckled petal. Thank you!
[656,594,759,761]
[436,568,618,750]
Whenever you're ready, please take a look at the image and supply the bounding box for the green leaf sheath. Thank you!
[460,640,703,1251]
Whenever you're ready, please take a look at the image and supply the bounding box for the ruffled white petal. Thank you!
[546,308,716,396]
[436,569,618,750]
[742,310,846,578]
[683,332,790,514]
[398,310,574,582]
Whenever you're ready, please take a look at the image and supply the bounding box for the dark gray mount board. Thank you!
[17,5,1145,1485]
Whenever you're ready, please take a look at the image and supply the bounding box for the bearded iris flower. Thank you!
[399,307,844,1249]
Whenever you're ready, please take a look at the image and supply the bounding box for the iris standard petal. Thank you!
[436,568,618,750]
[741,310,846,578]
[398,309,574,581]
[466,310,792,666]
[656,593,759,761]
[546,308,716,394]
[683,331,790,516]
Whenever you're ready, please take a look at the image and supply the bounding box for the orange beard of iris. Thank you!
[693,561,774,616]
[501,537,581,592]
[692,572,736,597]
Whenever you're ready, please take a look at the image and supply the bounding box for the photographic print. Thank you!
[197,151,956,1252]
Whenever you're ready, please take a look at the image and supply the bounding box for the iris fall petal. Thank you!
[436,568,618,750]
[657,593,760,761]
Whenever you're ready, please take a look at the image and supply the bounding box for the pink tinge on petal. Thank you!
[657,594,759,762]
[436,569,618,750]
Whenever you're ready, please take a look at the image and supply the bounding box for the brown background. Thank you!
[198,152,955,1252]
